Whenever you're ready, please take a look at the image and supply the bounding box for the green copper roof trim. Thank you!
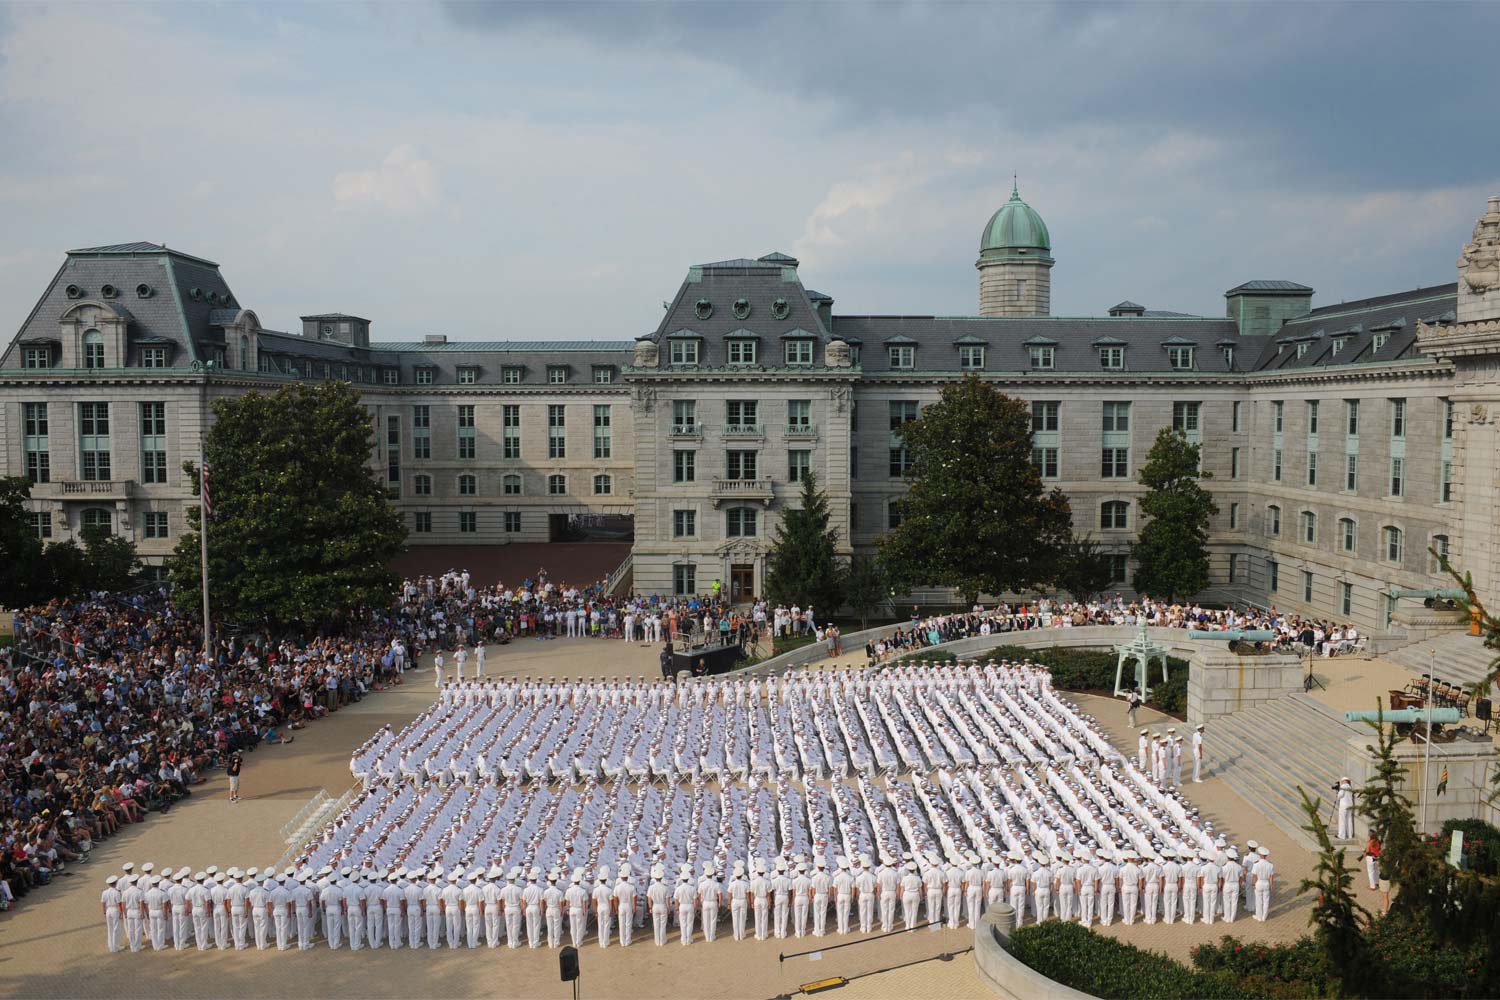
[980,183,1052,256]
[159,254,200,363]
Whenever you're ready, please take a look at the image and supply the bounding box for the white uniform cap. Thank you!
[142,863,155,874]
[106,875,118,885]
[160,867,174,879]
[650,865,665,880]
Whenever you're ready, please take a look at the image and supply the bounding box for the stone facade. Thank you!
[3,199,1500,624]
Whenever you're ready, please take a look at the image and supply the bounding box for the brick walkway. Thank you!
[0,638,1326,998]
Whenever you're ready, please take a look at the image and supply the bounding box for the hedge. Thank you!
[1438,817,1500,876]
[1008,921,1272,999]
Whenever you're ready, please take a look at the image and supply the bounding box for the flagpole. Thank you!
[200,361,213,665]
[1421,646,1434,833]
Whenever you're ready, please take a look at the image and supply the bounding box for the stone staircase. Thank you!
[1384,631,1498,689]
[1208,693,1362,851]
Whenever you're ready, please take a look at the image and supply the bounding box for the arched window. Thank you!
[593,474,612,496]
[1301,510,1317,544]
[726,507,757,537]
[548,474,567,496]
[457,474,477,496]
[81,507,111,536]
[1267,505,1281,536]
[413,474,432,496]
[1383,526,1403,564]
[1339,517,1356,553]
[82,330,105,369]
[1100,501,1129,530]
[502,474,522,496]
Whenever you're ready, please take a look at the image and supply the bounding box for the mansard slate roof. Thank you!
[1249,283,1457,371]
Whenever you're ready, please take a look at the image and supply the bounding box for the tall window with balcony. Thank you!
[502,405,521,459]
[593,405,612,459]
[726,450,758,481]
[726,400,758,437]
[140,402,167,485]
[23,403,49,484]
[78,402,111,480]
[673,400,697,434]
[787,400,811,434]
[548,405,566,459]
[457,405,476,460]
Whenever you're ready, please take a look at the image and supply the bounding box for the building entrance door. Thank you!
[730,564,755,603]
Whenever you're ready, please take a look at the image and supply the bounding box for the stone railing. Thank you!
[972,904,1096,1000]
[670,423,701,438]
[722,424,764,439]
[784,423,818,439]
[709,477,774,507]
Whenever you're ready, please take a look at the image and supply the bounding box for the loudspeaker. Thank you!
[1477,698,1492,722]
[560,946,580,982]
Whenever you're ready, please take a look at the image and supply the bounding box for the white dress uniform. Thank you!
[698,870,722,943]
[210,876,230,949]
[1336,780,1356,840]
[674,874,696,945]
[855,863,877,933]
[424,876,444,948]
[1200,854,1221,924]
[614,872,637,947]
[810,863,831,937]
[188,876,213,950]
[647,870,671,945]
[523,871,545,948]
[751,864,772,940]
[102,879,123,953]
[502,871,525,947]
[833,862,856,935]
[1252,852,1275,921]
[1221,854,1243,922]
[567,873,590,946]
[168,876,190,950]
[322,879,344,949]
[772,863,792,938]
[543,875,564,948]
[122,878,146,952]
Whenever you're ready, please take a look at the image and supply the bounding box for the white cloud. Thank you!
[332,146,439,214]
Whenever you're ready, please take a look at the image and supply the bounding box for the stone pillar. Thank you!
[1186,647,1304,724]
[1342,730,1497,838]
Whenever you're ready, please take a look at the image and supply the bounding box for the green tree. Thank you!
[1131,428,1217,601]
[1055,534,1116,604]
[765,472,845,612]
[0,477,45,607]
[1359,704,1415,853]
[167,380,407,628]
[1296,786,1370,997]
[844,553,889,630]
[81,526,138,592]
[41,539,88,598]
[880,377,1072,602]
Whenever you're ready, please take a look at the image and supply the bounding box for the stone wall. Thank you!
[1186,646,1304,724]
[1341,729,1498,838]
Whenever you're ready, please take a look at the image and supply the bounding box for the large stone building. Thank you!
[4,193,1500,625]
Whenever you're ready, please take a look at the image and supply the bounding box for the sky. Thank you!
[1,1,1497,342]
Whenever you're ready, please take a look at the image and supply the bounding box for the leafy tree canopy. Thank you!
[1131,428,1217,602]
[843,553,889,630]
[764,472,845,613]
[168,380,407,629]
[0,477,44,607]
[879,377,1072,601]
[1055,534,1116,604]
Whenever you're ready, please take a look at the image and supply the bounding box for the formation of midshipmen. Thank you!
[104,661,1277,954]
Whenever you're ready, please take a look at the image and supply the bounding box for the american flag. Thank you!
[201,460,213,519]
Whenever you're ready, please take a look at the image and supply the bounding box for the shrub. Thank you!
[1148,665,1189,717]
[1009,921,1274,999]
[1438,818,1500,876]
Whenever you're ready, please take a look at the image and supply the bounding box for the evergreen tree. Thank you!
[1131,428,1217,601]
[880,377,1072,602]
[81,526,139,593]
[167,381,407,628]
[1296,786,1370,997]
[1054,535,1116,604]
[764,472,845,613]
[844,553,889,630]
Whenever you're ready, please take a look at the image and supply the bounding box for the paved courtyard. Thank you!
[0,634,1328,999]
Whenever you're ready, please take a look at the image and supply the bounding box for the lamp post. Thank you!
[199,360,215,664]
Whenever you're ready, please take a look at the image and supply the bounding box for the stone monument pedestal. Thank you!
[1186,646,1303,724]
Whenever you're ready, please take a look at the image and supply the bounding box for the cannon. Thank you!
[1187,630,1277,642]
[1387,588,1465,601]
[1344,708,1460,725]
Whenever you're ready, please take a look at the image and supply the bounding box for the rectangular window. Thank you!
[1031,446,1058,479]
[888,345,915,369]
[502,404,521,459]
[458,367,477,385]
[27,511,51,539]
[674,564,697,597]
[1307,400,1319,435]
[1229,502,1240,530]
[548,366,568,385]
[501,367,522,384]
[1230,447,1241,479]
[726,450,758,480]
[1268,506,1281,535]
[140,347,166,369]
[1031,401,1060,432]
[726,507,757,537]
[1342,518,1356,552]
[78,402,111,480]
[1444,399,1454,439]
[889,401,919,434]
[1373,331,1389,352]
[788,449,811,482]
[1390,457,1404,497]
[385,413,400,491]
[457,404,476,460]
[1028,345,1055,370]
[22,347,51,369]
[413,474,432,496]
[415,368,434,385]
[1223,345,1235,368]
[1306,451,1318,487]
[1341,582,1353,617]
[727,340,758,365]
[673,509,697,538]
[593,405,612,459]
[890,446,912,477]
[548,474,567,495]
[1345,454,1358,492]
[669,340,700,366]
[1386,527,1403,563]
[784,340,813,366]
[1107,554,1128,583]
[502,475,521,496]
[673,400,697,432]
[1099,346,1124,370]
[1101,401,1130,433]
[138,403,170,484]
[1346,399,1360,436]
[1391,398,1406,438]
[1303,571,1314,603]
[593,366,613,384]
[1442,460,1453,502]
[726,400,759,428]
[1171,401,1200,433]
[412,404,431,459]
[673,450,696,483]
[788,399,811,429]
[504,511,522,533]
[1433,534,1450,572]
[1268,559,1279,593]
[1232,400,1241,433]
[1273,448,1283,482]
[459,511,477,534]
[143,512,169,539]
[1274,401,1284,434]
[1228,553,1239,583]
[548,404,566,459]
[23,402,49,484]
[849,445,858,480]
[414,512,432,534]
[1302,510,1316,544]
[959,345,985,370]
[1100,502,1128,530]
[1167,345,1194,370]
[383,369,398,385]
[1101,447,1129,478]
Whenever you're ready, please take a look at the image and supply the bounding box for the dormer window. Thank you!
[141,347,167,369]
[888,345,914,369]
[784,340,813,366]
[669,340,699,366]
[1167,345,1195,370]
[503,366,523,384]
[1222,346,1234,368]
[1372,332,1389,352]
[83,330,105,369]
[548,366,568,384]
[959,345,985,370]
[592,366,614,385]
[1028,345,1054,370]
[415,368,434,386]
[383,369,399,385]
[22,346,51,369]
[458,367,478,385]
[1099,346,1124,370]
[1296,342,1308,358]
[1331,337,1345,356]
[727,340,758,365]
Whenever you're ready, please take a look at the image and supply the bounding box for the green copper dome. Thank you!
[980,182,1052,262]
